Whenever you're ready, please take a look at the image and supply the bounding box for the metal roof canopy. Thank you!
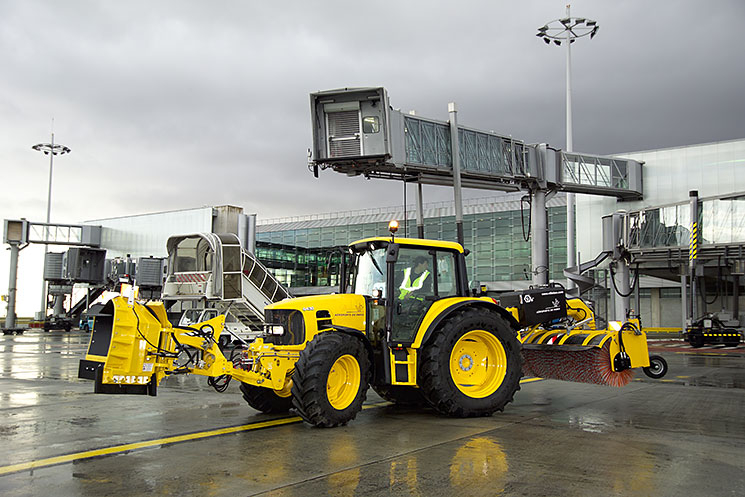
[309,87,643,200]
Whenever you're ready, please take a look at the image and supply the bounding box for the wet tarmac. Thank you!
[1,330,744,496]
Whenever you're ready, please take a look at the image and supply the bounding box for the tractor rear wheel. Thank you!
[291,332,370,427]
[419,307,521,417]
[240,383,293,413]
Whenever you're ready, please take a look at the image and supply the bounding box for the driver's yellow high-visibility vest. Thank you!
[399,268,430,299]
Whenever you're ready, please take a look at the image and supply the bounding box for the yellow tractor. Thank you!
[82,222,664,427]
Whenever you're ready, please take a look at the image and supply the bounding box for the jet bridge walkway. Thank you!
[309,87,644,200]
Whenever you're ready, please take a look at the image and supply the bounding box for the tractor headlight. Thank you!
[269,326,285,335]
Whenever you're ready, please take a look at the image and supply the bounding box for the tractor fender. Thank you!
[329,325,376,365]
[414,298,520,349]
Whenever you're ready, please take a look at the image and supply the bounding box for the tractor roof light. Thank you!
[388,220,399,234]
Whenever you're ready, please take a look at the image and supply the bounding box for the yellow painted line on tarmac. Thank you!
[520,377,544,384]
[0,415,304,476]
[1,381,544,476]
[674,351,734,357]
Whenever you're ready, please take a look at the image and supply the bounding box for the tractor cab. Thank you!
[346,235,469,347]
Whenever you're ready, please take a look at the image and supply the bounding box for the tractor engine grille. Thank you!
[264,309,305,345]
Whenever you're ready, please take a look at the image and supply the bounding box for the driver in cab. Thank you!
[398,256,432,300]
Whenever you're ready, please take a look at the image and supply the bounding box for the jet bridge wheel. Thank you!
[239,383,293,413]
[419,307,521,418]
[291,332,370,427]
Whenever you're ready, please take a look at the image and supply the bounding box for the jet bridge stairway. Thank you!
[162,233,291,339]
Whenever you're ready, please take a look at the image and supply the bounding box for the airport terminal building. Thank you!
[8,138,741,330]
[255,138,745,329]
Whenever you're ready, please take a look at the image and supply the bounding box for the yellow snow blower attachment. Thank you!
[79,295,297,397]
[499,287,666,386]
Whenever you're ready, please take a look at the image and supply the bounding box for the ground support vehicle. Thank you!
[43,315,73,332]
[685,314,742,347]
[84,228,665,427]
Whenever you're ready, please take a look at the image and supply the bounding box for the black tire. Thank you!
[688,334,705,348]
[240,383,293,413]
[724,337,741,347]
[291,332,370,427]
[373,384,427,406]
[419,307,521,418]
[643,355,668,379]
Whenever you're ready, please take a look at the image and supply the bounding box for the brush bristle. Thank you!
[521,341,634,387]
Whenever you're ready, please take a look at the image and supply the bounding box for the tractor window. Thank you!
[435,251,458,297]
[395,248,435,300]
[353,247,387,296]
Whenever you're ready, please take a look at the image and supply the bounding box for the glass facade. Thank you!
[256,206,568,288]
[628,194,745,249]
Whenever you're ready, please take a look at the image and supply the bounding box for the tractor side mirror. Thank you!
[386,243,400,263]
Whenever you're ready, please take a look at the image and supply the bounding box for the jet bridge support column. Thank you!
[530,189,549,286]
[415,182,425,238]
[448,102,465,246]
[688,190,700,325]
[613,258,631,321]
[4,242,20,330]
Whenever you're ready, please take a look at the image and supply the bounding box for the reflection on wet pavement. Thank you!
[0,330,744,496]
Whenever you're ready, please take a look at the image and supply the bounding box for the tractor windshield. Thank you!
[353,247,387,296]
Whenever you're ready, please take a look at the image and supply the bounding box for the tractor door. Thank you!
[389,248,459,346]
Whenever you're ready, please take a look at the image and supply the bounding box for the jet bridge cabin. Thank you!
[310,87,394,165]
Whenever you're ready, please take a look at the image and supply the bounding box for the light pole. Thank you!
[32,134,71,319]
[537,4,598,293]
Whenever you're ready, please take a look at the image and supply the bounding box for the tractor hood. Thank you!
[265,294,368,333]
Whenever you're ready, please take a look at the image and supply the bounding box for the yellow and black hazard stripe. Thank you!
[689,221,698,262]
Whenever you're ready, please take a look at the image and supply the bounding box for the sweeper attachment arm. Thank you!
[499,287,667,386]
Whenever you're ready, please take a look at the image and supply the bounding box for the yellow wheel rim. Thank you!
[327,354,361,410]
[449,330,507,398]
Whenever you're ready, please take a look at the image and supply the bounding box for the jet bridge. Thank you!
[309,87,643,200]
[309,87,644,287]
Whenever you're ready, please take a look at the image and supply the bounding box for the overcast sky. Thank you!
[1,1,744,316]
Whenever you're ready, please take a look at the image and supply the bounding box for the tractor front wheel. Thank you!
[240,383,293,413]
[291,332,370,427]
[420,307,521,417]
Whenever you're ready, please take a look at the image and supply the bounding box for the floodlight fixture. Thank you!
[32,133,71,318]
[536,5,599,294]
